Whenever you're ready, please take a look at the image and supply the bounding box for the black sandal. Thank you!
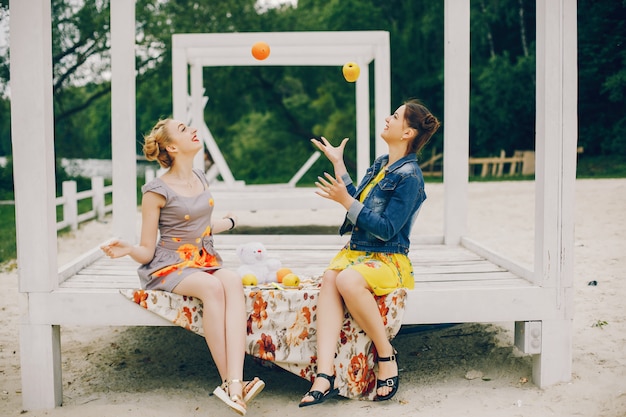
[374,350,399,401]
[298,373,339,407]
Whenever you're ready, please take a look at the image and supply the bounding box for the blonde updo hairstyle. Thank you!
[142,118,175,169]
[403,99,441,156]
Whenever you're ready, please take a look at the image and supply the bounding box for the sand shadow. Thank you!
[59,322,532,404]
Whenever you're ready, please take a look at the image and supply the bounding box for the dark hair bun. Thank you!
[422,114,441,132]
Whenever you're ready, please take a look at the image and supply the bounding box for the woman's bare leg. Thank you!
[300,269,344,403]
[212,268,247,384]
[173,269,246,400]
[335,269,397,398]
[173,271,228,376]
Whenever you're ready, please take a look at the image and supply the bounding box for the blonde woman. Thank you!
[101,119,263,415]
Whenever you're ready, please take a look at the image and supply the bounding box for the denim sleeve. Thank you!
[346,200,364,224]
[341,172,357,196]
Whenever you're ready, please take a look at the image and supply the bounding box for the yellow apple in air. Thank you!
[282,273,300,287]
[241,274,258,286]
[342,62,360,82]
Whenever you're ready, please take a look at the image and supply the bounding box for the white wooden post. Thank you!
[190,62,206,171]
[145,168,156,184]
[374,32,391,157]
[19,325,62,408]
[10,0,62,409]
[110,0,137,242]
[172,36,187,131]
[288,151,321,187]
[443,0,470,245]
[62,181,78,231]
[92,176,105,221]
[190,62,238,184]
[532,0,577,387]
[355,61,370,181]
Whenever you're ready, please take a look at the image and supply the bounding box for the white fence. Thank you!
[56,176,113,231]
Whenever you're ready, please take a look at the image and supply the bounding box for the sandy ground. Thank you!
[1,178,625,417]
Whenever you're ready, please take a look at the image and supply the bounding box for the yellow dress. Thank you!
[327,169,415,296]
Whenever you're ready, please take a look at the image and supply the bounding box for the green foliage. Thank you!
[0,1,9,98]
[55,84,112,158]
[576,154,626,179]
[0,0,624,188]
[0,158,102,264]
[0,157,13,200]
[0,204,16,265]
[471,52,536,155]
[468,0,536,157]
[578,0,626,156]
[0,156,93,200]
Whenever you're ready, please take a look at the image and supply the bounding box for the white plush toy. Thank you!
[236,241,281,284]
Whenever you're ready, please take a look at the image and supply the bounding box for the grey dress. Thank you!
[137,168,223,291]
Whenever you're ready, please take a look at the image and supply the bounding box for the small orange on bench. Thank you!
[276,267,293,283]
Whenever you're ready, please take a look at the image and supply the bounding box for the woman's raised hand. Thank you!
[314,172,354,210]
[311,136,349,165]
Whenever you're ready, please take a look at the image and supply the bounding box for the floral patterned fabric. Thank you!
[119,277,406,400]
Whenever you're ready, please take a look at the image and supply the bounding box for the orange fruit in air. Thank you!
[276,267,292,283]
[251,41,270,60]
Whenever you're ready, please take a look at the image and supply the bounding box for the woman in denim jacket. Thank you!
[299,99,440,406]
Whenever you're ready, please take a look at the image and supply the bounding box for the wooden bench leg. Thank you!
[531,319,572,388]
[20,323,63,409]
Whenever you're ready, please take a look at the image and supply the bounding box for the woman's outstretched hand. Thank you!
[311,136,349,165]
[100,239,132,259]
[314,172,354,210]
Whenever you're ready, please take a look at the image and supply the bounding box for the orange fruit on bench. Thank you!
[276,267,292,283]
[251,41,270,60]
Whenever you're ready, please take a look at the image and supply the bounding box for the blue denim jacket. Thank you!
[338,153,426,254]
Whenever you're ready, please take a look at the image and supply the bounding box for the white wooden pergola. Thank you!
[174,31,391,186]
[10,0,577,410]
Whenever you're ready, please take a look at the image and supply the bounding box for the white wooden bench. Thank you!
[10,1,577,410]
[51,234,541,328]
[34,231,561,400]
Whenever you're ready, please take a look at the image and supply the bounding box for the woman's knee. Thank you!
[214,269,244,293]
[320,270,339,288]
[181,272,225,302]
[335,269,367,296]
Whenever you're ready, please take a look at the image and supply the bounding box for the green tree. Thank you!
[2,0,621,187]
[578,0,626,155]
[468,0,536,157]
[0,1,11,156]
[471,53,536,155]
